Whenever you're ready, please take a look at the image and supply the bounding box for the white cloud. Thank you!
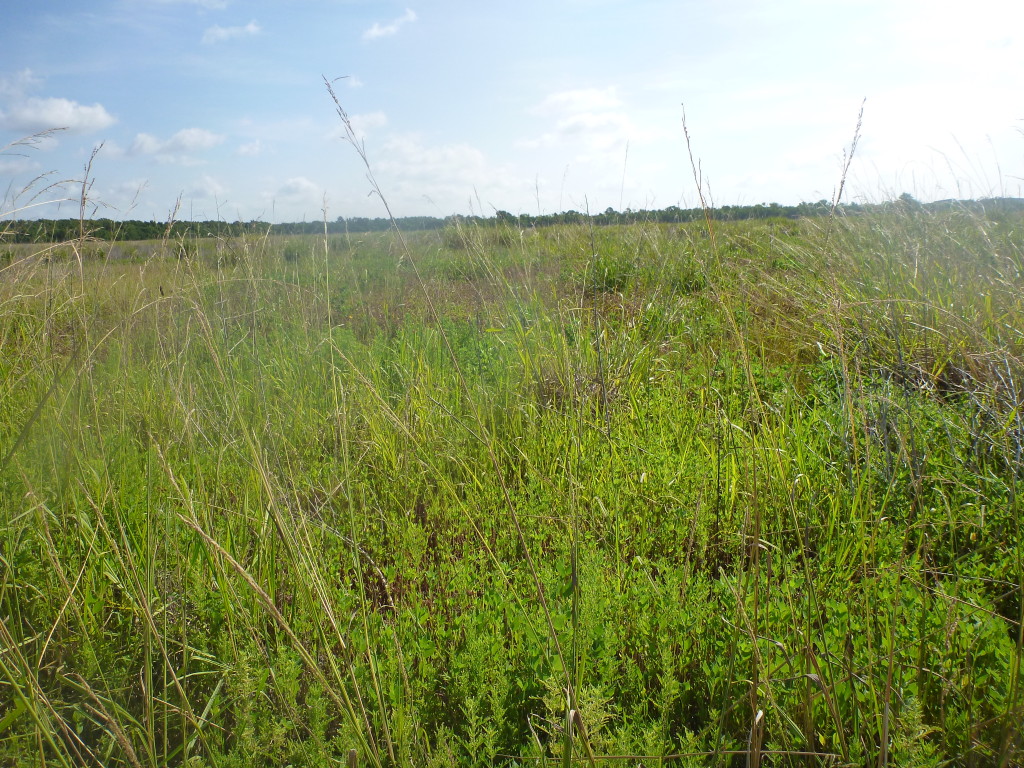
[0,157,40,176]
[168,128,224,152]
[0,97,116,134]
[189,174,227,199]
[97,179,150,213]
[202,20,261,44]
[278,177,320,198]
[363,9,417,41]
[531,87,622,116]
[367,133,527,215]
[0,69,43,99]
[554,112,634,150]
[109,179,149,198]
[130,134,162,154]
[378,134,487,182]
[131,128,224,162]
[520,86,644,157]
[237,139,262,156]
[348,111,388,141]
[99,140,126,157]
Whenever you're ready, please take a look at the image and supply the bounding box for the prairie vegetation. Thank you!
[1,199,1023,766]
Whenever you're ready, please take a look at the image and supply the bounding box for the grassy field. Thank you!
[1,205,1023,766]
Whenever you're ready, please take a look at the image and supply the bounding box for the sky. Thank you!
[0,0,1021,223]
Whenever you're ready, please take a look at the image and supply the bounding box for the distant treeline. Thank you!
[4,195,1023,243]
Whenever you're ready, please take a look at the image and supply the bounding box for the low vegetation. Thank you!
[1,200,1022,766]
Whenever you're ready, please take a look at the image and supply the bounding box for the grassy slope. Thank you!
[1,208,1022,766]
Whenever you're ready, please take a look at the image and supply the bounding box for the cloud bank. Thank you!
[0,97,116,134]
[131,127,224,162]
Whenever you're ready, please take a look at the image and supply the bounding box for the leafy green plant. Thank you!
[1,132,1022,766]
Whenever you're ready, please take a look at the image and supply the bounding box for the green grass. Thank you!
[1,206,1022,766]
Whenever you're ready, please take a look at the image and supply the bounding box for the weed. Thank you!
[0,129,1022,766]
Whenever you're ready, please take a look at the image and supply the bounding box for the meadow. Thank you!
[1,202,1023,766]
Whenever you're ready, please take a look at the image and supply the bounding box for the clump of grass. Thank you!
[1,117,1022,768]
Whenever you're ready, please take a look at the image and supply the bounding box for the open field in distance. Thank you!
[1,206,1023,766]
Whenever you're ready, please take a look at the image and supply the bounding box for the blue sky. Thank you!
[1,0,1021,223]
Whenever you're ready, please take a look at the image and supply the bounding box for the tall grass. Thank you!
[1,137,1022,766]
